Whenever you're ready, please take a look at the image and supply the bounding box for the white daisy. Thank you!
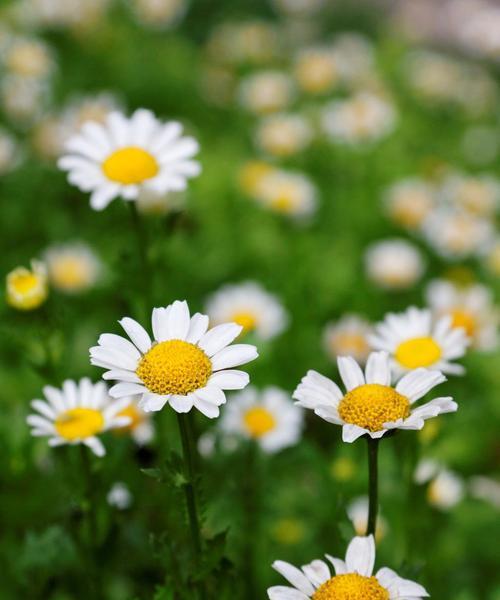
[255,113,313,158]
[426,279,498,351]
[107,482,132,509]
[414,460,464,510]
[383,178,435,231]
[27,378,131,457]
[205,281,288,341]
[364,239,425,290]
[255,168,317,219]
[90,300,259,418]
[293,350,456,443]
[58,108,201,211]
[44,241,102,293]
[268,534,429,599]
[323,314,371,364]
[6,259,48,311]
[239,71,295,115]
[293,46,339,95]
[347,496,387,541]
[219,386,303,453]
[369,306,469,375]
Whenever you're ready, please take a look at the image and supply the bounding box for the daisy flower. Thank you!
[58,108,201,211]
[414,459,464,510]
[6,259,48,311]
[239,71,295,115]
[90,300,258,418]
[255,113,313,158]
[219,386,303,453]
[369,307,469,375]
[44,241,102,294]
[426,279,498,351]
[293,46,339,95]
[347,496,387,541]
[364,239,425,290]
[255,168,317,219]
[323,314,372,364]
[107,482,132,509]
[383,178,435,231]
[205,281,288,341]
[27,378,131,457]
[268,534,429,599]
[293,350,456,443]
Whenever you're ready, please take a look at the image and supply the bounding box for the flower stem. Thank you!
[128,202,152,313]
[366,437,379,537]
[176,413,205,599]
[243,441,259,600]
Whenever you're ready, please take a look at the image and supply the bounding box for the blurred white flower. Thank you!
[438,172,500,218]
[44,242,102,294]
[239,71,295,115]
[206,21,279,66]
[107,482,133,510]
[271,0,326,16]
[414,458,464,511]
[469,476,500,509]
[130,0,188,30]
[2,36,54,80]
[364,239,425,290]
[205,281,288,341]
[255,113,313,157]
[323,315,371,364]
[0,127,22,174]
[254,168,317,219]
[332,33,375,85]
[383,178,435,231]
[347,496,387,541]
[293,46,339,95]
[115,397,154,445]
[220,386,303,453]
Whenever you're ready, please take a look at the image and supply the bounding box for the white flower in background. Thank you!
[238,160,276,197]
[268,535,429,599]
[322,92,396,146]
[332,33,375,85]
[115,396,154,445]
[414,459,464,510]
[482,237,500,277]
[2,36,54,79]
[239,71,295,115]
[13,0,111,30]
[206,21,279,66]
[107,482,132,509]
[294,351,456,443]
[364,239,425,290]
[205,281,288,341]
[44,242,102,294]
[255,169,317,219]
[26,378,131,457]
[0,127,22,175]
[58,108,201,210]
[469,476,500,509]
[459,5,500,61]
[347,496,387,541]
[255,113,313,157]
[323,315,371,364]
[383,178,435,231]
[369,306,469,376]
[271,0,326,16]
[293,46,339,95]
[90,300,258,417]
[1,75,50,123]
[423,207,494,260]
[426,279,498,351]
[439,172,500,218]
[130,0,188,30]
[136,189,185,216]
[6,260,48,311]
[220,386,303,453]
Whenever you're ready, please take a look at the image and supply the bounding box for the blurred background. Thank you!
[0,0,499,598]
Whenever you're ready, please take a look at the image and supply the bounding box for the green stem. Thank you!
[128,202,152,311]
[243,442,259,600]
[176,413,205,599]
[366,437,379,537]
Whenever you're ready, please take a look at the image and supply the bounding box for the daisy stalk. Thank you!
[366,437,379,536]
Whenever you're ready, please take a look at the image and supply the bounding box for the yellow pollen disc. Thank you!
[395,336,442,369]
[55,408,104,441]
[51,258,90,290]
[243,406,276,438]
[313,573,389,600]
[12,273,39,294]
[136,340,212,396]
[232,311,257,334]
[272,193,294,213]
[102,146,159,185]
[450,309,475,338]
[338,384,410,432]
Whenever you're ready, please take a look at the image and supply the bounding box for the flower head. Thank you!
[44,242,101,293]
[323,315,371,364]
[268,534,428,599]
[369,307,469,375]
[364,239,425,290]
[6,260,48,311]
[27,378,131,456]
[219,386,303,453]
[90,300,258,417]
[293,351,456,443]
[58,108,200,210]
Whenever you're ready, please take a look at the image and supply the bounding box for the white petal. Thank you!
[193,398,220,418]
[83,437,105,457]
[198,323,243,356]
[325,556,347,575]
[109,382,146,398]
[208,370,249,390]
[396,369,446,402]
[165,300,191,340]
[98,334,141,362]
[342,424,367,443]
[272,561,315,596]
[301,560,330,587]
[31,399,56,420]
[169,395,194,413]
[90,185,119,210]
[345,535,375,576]
[195,386,226,406]
[210,344,258,370]
[139,393,169,412]
[267,587,309,600]
[338,356,365,391]
[119,317,152,353]
[186,313,209,344]
[365,352,391,385]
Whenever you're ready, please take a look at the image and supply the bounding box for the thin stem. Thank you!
[243,442,259,600]
[366,437,379,537]
[128,202,152,310]
[176,413,205,599]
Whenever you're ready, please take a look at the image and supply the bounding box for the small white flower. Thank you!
[255,113,313,157]
[268,534,429,599]
[369,306,469,376]
[107,482,132,509]
[239,71,295,115]
[323,315,371,364]
[58,108,201,211]
[0,127,22,175]
[220,386,303,453]
[255,168,318,219]
[205,281,288,341]
[331,33,375,85]
[383,178,435,231]
[426,279,498,351]
[439,172,500,218]
[293,46,339,95]
[365,239,425,290]
[347,496,387,541]
[44,242,102,293]
[293,351,456,443]
[90,300,258,418]
[427,470,464,510]
[130,0,188,30]
[469,476,500,509]
[27,378,131,457]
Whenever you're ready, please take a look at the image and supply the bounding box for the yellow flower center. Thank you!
[313,573,389,600]
[11,272,39,294]
[136,340,212,396]
[55,408,104,440]
[102,146,159,185]
[7,266,48,311]
[243,406,276,437]
[50,257,91,291]
[116,404,144,433]
[232,311,257,334]
[338,384,410,432]
[272,192,295,213]
[395,336,442,369]
[450,309,475,338]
